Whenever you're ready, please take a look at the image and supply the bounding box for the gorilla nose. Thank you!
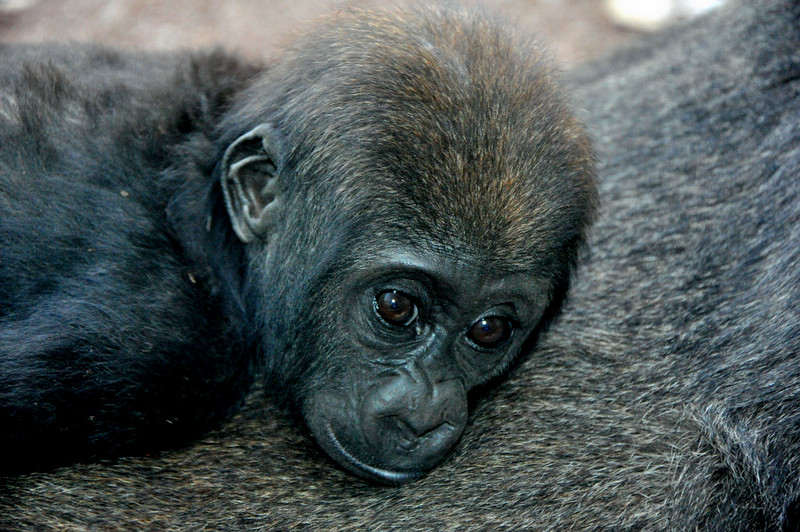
[359,366,468,480]
[381,414,460,467]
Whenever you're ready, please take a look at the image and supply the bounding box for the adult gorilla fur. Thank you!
[2,0,800,530]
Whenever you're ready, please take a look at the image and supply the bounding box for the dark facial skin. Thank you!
[300,248,549,483]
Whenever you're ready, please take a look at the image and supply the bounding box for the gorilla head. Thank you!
[217,6,597,483]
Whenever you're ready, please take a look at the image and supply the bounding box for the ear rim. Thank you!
[220,123,284,244]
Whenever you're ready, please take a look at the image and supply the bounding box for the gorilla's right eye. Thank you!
[374,290,418,327]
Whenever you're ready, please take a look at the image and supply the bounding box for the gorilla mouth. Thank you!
[321,423,425,485]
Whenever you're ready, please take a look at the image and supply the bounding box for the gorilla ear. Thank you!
[220,123,285,243]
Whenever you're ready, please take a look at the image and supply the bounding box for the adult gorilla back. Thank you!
[2,0,799,529]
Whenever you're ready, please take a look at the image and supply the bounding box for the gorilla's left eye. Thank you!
[467,316,512,349]
[375,290,418,327]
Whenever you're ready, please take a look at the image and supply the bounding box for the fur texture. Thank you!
[0,4,596,482]
[1,0,799,529]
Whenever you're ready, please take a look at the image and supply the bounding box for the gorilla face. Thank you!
[300,247,550,484]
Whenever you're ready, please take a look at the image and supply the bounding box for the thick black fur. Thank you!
[2,0,799,529]
[0,46,264,470]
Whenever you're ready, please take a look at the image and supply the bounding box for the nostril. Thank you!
[390,416,456,453]
[394,417,415,439]
[418,421,454,440]
[394,413,451,439]
[393,418,418,452]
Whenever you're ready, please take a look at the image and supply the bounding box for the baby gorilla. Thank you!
[0,5,596,483]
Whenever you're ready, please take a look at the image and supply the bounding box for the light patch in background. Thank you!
[606,0,726,31]
[0,0,37,12]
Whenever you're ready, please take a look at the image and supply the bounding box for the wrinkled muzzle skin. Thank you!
[305,359,469,484]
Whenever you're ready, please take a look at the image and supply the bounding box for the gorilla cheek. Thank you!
[304,363,468,485]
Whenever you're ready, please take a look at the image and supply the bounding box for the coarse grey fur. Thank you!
[1,0,799,529]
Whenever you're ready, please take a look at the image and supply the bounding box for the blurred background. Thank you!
[0,0,725,68]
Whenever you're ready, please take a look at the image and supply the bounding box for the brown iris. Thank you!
[468,317,511,348]
[375,290,417,326]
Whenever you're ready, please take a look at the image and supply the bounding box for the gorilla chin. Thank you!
[305,368,469,485]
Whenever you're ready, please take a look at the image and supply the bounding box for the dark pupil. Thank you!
[376,290,415,326]
[469,317,510,348]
